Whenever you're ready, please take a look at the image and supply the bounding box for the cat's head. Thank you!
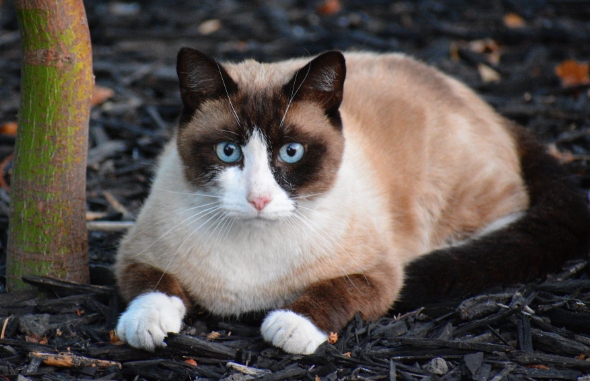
[175,48,346,222]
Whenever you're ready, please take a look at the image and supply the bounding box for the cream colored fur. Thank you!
[116,52,528,351]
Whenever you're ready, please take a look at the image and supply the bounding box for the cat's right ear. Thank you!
[284,51,346,118]
[176,48,237,111]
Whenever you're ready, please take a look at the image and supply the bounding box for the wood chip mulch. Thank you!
[1,0,590,379]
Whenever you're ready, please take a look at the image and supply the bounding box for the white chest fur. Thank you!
[130,142,357,315]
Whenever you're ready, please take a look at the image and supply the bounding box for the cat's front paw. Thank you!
[116,292,186,351]
[261,310,328,355]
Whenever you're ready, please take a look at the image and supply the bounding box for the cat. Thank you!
[114,48,590,355]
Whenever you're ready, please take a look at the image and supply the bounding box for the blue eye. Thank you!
[279,142,305,163]
[215,142,242,163]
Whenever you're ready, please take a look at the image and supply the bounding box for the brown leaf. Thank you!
[109,330,125,345]
[26,334,41,343]
[198,19,221,35]
[555,60,590,87]
[76,308,85,316]
[328,332,338,344]
[548,143,575,163]
[0,122,17,136]
[526,364,550,370]
[184,358,198,366]
[503,13,526,28]
[39,335,49,345]
[86,211,109,221]
[317,0,341,15]
[478,63,501,83]
[91,85,114,107]
[467,39,501,65]
[206,331,221,340]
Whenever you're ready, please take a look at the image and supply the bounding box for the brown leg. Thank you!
[286,266,398,333]
[117,262,191,309]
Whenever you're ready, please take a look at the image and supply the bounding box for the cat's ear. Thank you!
[176,48,237,111]
[284,51,346,116]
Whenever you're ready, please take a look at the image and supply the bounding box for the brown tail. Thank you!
[395,123,590,311]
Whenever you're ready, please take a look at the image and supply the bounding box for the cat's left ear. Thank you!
[285,51,346,118]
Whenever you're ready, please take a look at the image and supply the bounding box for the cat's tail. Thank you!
[395,121,590,311]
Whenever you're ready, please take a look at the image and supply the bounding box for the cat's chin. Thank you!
[234,213,291,227]
[243,218,276,228]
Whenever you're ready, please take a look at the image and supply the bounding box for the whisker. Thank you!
[154,207,224,290]
[216,61,241,127]
[129,202,221,259]
[279,62,312,129]
[296,207,370,287]
[202,212,229,247]
[290,211,361,292]
[150,185,222,198]
[292,192,325,200]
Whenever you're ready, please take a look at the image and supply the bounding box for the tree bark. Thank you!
[7,0,92,290]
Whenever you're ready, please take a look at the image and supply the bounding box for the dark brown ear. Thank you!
[284,51,346,118]
[176,47,237,111]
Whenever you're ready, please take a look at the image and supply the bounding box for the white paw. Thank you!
[116,292,186,351]
[261,310,328,355]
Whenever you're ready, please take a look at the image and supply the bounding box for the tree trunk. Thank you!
[6,0,92,290]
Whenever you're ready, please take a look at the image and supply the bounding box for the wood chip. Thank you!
[328,332,338,344]
[29,351,121,368]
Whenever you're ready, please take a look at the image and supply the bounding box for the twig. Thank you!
[87,220,134,232]
[103,190,134,219]
[1,316,10,339]
[29,351,121,368]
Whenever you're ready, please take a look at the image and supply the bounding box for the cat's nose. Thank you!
[248,196,272,211]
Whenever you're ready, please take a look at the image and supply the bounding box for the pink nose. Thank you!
[249,196,271,211]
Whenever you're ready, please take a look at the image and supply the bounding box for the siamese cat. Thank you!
[115,48,590,355]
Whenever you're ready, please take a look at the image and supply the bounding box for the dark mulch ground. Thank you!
[2,0,590,379]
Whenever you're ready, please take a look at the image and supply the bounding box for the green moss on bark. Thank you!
[7,0,92,290]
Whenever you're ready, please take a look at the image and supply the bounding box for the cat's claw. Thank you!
[116,292,186,352]
[261,310,328,355]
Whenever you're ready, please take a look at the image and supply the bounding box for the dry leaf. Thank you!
[555,60,590,87]
[109,330,125,345]
[198,19,221,35]
[526,364,550,370]
[343,352,351,357]
[39,335,49,345]
[317,0,341,15]
[91,85,114,107]
[468,39,501,65]
[86,211,109,221]
[328,332,338,344]
[315,376,321,381]
[76,308,85,316]
[0,122,17,136]
[548,143,575,163]
[478,63,501,83]
[449,42,460,62]
[206,331,221,340]
[576,354,587,360]
[26,334,42,343]
[503,13,526,28]
[185,358,198,366]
